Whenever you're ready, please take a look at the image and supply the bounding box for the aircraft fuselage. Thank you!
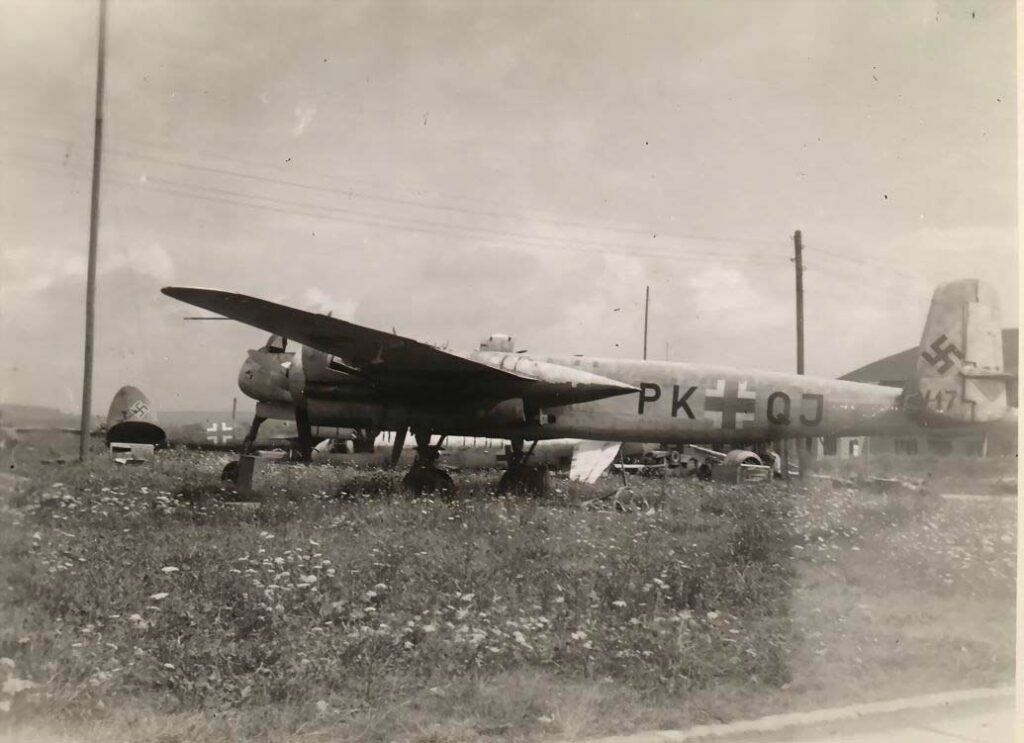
[246,348,911,445]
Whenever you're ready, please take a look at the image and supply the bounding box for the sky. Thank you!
[0,0,1017,414]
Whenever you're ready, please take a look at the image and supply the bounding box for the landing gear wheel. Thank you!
[497,465,550,497]
[401,466,455,498]
[221,460,240,483]
[696,462,713,481]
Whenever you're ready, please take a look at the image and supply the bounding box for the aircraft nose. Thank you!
[238,350,291,402]
[237,355,263,400]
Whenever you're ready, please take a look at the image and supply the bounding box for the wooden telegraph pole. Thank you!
[794,230,804,375]
[79,0,108,461]
[642,285,650,360]
[794,230,808,479]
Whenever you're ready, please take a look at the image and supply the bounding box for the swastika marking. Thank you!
[126,400,150,420]
[704,379,756,430]
[921,334,964,375]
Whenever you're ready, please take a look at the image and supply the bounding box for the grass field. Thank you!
[0,441,1015,742]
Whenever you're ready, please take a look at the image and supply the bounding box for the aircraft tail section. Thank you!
[904,279,1009,426]
[105,385,167,446]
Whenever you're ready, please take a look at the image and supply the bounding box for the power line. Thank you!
[3,152,790,268]
[1,122,783,250]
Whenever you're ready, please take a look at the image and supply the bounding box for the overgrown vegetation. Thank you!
[1,452,796,739]
[0,450,1014,742]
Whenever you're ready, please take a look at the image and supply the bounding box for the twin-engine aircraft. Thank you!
[162,279,1014,494]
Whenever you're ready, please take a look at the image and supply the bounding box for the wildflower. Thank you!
[611,600,627,608]
[149,592,169,601]
[160,566,179,574]
[3,678,39,694]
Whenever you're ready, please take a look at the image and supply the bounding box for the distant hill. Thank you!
[0,404,81,428]
[1,404,259,429]
[157,410,256,426]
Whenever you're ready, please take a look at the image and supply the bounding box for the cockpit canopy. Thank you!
[265,335,288,353]
[479,334,514,352]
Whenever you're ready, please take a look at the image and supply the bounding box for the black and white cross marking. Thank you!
[704,379,756,430]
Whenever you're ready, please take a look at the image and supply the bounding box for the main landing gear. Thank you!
[496,438,550,497]
[399,430,455,497]
[221,413,268,482]
[394,431,550,498]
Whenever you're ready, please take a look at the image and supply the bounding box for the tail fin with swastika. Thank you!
[903,279,1010,426]
[105,385,167,446]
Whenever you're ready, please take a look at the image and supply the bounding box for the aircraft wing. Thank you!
[569,440,622,484]
[162,287,536,392]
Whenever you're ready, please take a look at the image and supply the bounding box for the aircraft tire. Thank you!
[221,460,240,483]
[401,467,455,498]
[497,465,550,497]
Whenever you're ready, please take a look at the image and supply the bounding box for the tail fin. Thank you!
[105,385,167,445]
[904,279,1009,426]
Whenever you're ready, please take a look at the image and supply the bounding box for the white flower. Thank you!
[706,611,719,620]
[611,600,627,608]
[160,566,179,574]
[570,630,587,641]
[149,592,169,601]
[1,678,36,695]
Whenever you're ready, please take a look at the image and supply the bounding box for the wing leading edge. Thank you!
[162,287,637,407]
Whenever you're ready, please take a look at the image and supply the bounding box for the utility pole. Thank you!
[794,229,808,478]
[794,230,804,375]
[79,0,108,461]
[642,285,650,360]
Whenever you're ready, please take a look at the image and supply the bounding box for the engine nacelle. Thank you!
[471,398,554,427]
[475,398,526,425]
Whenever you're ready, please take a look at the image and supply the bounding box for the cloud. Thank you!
[302,287,358,319]
[292,106,317,136]
[104,243,177,284]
